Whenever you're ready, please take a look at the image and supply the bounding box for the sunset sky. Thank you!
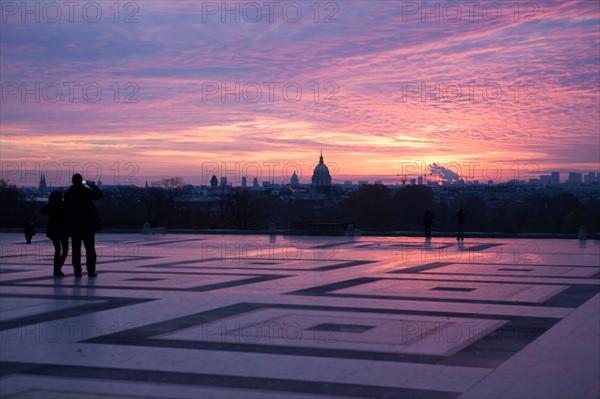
[1,0,599,186]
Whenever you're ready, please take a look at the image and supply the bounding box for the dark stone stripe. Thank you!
[440,317,559,368]
[85,303,264,342]
[390,262,454,274]
[297,292,553,307]
[288,277,599,308]
[267,303,546,320]
[140,238,207,246]
[139,259,376,272]
[0,361,45,377]
[542,284,600,308]
[22,364,461,399]
[0,298,149,331]
[3,274,291,293]
[463,244,503,251]
[97,255,164,264]
[381,276,598,286]
[290,277,379,295]
[309,242,357,250]
[121,338,447,365]
[413,272,599,280]
[313,260,376,271]
[83,301,559,369]
[144,258,224,266]
[0,268,27,274]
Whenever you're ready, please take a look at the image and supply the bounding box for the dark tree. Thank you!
[340,184,392,230]
[394,185,434,230]
[225,189,263,230]
[0,179,24,226]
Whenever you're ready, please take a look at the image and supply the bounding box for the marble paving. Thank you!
[1,233,599,399]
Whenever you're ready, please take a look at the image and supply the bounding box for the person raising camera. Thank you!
[64,173,103,277]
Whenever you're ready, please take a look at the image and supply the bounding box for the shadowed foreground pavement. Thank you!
[1,233,599,399]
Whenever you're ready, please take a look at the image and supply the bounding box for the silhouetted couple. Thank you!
[42,173,102,277]
[422,208,466,241]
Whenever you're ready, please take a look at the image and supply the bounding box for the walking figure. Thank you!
[423,209,434,239]
[41,191,69,276]
[23,219,35,244]
[64,174,103,277]
[456,208,465,241]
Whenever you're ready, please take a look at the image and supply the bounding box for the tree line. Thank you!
[1,179,598,234]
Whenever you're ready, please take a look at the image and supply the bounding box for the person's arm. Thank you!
[90,184,103,200]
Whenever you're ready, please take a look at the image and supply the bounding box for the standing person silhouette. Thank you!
[41,191,69,276]
[23,218,35,244]
[64,174,102,277]
[423,209,434,239]
[456,208,465,241]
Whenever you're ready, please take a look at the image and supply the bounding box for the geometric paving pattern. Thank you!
[1,233,599,399]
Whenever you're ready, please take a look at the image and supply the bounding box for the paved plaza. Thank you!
[0,233,599,399]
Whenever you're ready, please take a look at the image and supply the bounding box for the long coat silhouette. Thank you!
[64,176,103,276]
[64,183,103,236]
[41,191,69,275]
[41,192,68,241]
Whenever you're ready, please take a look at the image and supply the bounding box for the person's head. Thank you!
[49,190,62,204]
[72,173,83,185]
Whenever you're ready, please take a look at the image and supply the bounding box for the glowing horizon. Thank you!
[1,1,599,186]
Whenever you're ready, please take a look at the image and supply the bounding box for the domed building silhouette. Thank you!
[311,151,332,194]
[290,171,299,187]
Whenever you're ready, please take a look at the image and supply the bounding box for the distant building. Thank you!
[358,180,368,186]
[241,176,247,188]
[568,172,582,185]
[290,171,299,186]
[540,175,550,185]
[38,173,47,192]
[220,177,228,187]
[210,175,218,187]
[311,151,332,194]
[252,178,259,188]
[417,176,423,185]
[583,172,595,185]
[550,172,560,185]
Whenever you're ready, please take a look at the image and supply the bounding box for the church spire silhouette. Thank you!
[38,173,47,192]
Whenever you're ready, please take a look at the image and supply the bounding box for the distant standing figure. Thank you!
[41,191,69,276]
[23,219,35,244]
[456,208,465,241]
[423,209,434,239]
[64,174,103,277]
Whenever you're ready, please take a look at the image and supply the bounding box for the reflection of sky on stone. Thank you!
[1,1,598,180]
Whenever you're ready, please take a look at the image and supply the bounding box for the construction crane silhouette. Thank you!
[396,173,407,185]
